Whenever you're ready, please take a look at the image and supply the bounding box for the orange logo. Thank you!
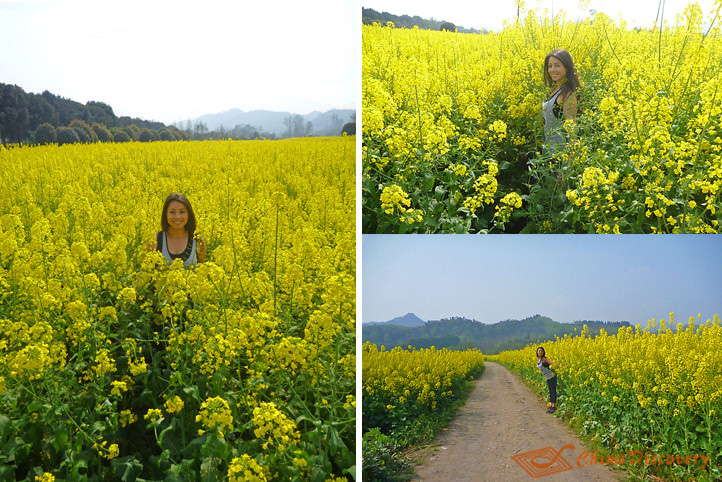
[511,444,575,478]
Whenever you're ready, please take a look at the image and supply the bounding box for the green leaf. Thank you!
[159,421,180,453]
[200,456,214,476]
[169,458,197,479]
[53,428,69,453]
[0,415,10,440]
[326,426,347,457]
[0,465,15,479]
[422,173,435,191]
[307,427,321,448]
[635,204,646,229]
[520,221,538,233]
[140,388,156,407]
[310,466,328,482]
[91,421,107,434]
[111,456,144,482]
[72,455,88,477]
[3,437,30,461]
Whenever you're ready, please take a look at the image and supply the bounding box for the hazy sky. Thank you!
[362,235,722,326]
[362,0,719,31]
[0,0,356,124]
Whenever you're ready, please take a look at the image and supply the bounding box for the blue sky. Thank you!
[362,235,722,326]
[0,0,356,124]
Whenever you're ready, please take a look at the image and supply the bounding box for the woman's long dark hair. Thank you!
[544,49,580,98]
[161,193,197,237]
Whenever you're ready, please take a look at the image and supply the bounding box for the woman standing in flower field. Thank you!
[148,193,206,267]
[542,49,580,157]
[363,11,722,233]
[0,138,355,480]
[536,346,558,413]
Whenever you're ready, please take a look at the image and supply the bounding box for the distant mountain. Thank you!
[365,313,426,327]
[175,108,355,137]
[362,314,631,354]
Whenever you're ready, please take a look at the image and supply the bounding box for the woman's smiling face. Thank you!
[167,200,188,230]
[547,56,567,84]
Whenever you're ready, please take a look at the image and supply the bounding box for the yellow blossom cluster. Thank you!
[496,192,523,223]
[119,409,137,427]
[144,408,163,424]
[252,401,301,450]
[164,395,184,414]
[264,336,309,376]
[196,396,234,435]
[488,120,508,142]
[463,160,499,214]
[380,184,412,214]
[228,454,268,482]
[93,440,119,460]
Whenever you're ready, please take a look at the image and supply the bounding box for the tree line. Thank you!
[361,7,483,34]
[0,83,189,146]
[0,83,356,146]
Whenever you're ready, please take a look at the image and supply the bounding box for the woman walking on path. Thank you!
[542,49,580,157]
[537,346,558,413]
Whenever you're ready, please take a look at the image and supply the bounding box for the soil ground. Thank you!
[411,362,626,481]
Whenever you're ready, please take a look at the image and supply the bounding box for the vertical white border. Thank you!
[354,1,363,479]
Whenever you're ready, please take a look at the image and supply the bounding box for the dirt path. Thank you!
[413,362,624,481]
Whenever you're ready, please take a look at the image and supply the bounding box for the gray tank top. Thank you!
[537,359,556,380]
[160,231,197,268]
[542,88,566,156]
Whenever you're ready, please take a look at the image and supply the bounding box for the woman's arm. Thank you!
[197,237,206,264]
[544,357,564,370]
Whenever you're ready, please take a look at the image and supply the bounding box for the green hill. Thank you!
[362,314,631,354]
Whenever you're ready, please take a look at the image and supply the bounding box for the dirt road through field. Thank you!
[413,362,623,481]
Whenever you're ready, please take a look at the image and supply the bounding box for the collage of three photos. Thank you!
[1,1,721,481]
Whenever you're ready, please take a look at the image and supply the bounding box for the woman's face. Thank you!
[537,348,544,358]
[167,200,189,231]
[547,56,567,84]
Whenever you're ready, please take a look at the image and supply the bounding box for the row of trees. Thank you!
[33,120,191,145]
[361,7,482,33]
[0,83,171,146]
[1,83,356,146]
